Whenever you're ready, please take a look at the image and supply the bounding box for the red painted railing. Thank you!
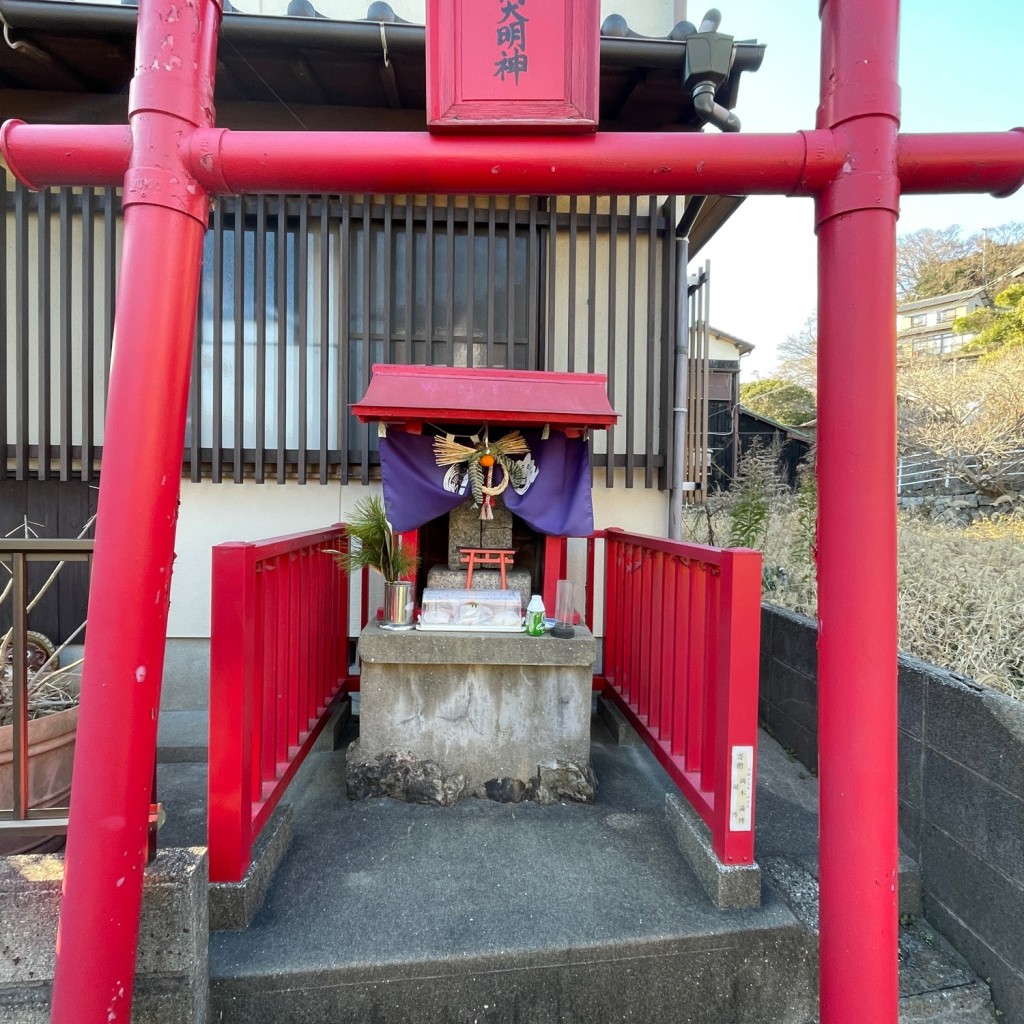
[208,524,351,883]
[599,528,762,866]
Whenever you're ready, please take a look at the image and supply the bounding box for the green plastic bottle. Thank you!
[525,595,546,636]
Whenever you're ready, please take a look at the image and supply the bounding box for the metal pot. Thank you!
[382,580,415,628]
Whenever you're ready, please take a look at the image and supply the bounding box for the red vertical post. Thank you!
[816,1,901,1021]
[542,534,567,610]
[684,567,706,772]
[49,0,222,1018]
[626,546,641,703]
[602,533,620,687]
[208,543,257,883]
[647,551,664,731]
[710,549,760,865]
[669,559,689,757]
[638,551,653,719]
[334,526,350,686]
[398,528,419,583]
[261,561,278,785]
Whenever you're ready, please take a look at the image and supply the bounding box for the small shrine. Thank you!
[352,363,617,605]
[348,364,617,805]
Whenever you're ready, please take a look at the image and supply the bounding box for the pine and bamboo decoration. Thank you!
[433,429,529,519]
[331,496,418,583]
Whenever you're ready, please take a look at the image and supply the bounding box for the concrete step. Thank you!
[755,735,996,1024]
[155,702,994,1024]
[207,717,819,1024]
[157,706,209,763]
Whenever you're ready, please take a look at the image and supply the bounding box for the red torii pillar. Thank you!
[2,0,1022,1021]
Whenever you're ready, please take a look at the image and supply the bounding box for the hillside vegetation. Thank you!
[684,450,1024,701]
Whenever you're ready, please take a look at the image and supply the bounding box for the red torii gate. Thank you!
[2,0,1022,1021]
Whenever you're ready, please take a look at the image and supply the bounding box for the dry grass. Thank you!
[683,504,1024,702]
[896,513,1023,699]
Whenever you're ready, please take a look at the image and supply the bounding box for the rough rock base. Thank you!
[346,742,596,806]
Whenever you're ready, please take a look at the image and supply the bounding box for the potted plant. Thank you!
[1,631,82,855]
[333,496,419,629]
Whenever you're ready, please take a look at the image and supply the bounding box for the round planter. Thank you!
[0,704,78,855]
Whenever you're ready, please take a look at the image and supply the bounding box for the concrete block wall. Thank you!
[0,848,208,1023]
[759,603,1024,1024]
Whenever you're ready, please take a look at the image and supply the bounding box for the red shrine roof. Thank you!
[352,365,618,430]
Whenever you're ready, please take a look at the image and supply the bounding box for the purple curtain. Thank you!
[379,428,594,537]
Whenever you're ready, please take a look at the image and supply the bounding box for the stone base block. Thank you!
[210,804,293,931]
[665,791,762,909]
[0,847,208,1023]
[346,742,595,805]
[426,566,533,611]
[310,698,351,754]
[596,695,642,745]
[357,624,596,795]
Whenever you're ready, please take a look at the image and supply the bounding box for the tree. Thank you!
[740,377,816,427]
[776,315,817,393]
[958,283,1024,355]
[897,348,1024,498]
[896,222,1024,301]
[897,225,971,300]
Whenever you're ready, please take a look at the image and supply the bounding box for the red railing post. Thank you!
[710,549,761,865]
[208,526,350,883]
[208,542,257,883]
[333,524,351,684]
[603,532,621,687]
[670,558,689,757]
[542,535,568,611]
[600,530,762,866]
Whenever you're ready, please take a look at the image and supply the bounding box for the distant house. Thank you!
[699,326,754,489]
[896,286,991,359]
[897,258,1024,361]
[709,407,812,491]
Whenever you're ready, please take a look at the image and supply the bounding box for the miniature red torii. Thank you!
[2,1,1022,1022]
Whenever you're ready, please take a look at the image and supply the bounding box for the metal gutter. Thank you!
[0,0,765,75]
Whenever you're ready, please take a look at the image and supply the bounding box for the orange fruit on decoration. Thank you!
[479,453,495,468]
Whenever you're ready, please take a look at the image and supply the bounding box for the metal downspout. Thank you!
[669,236,690,539]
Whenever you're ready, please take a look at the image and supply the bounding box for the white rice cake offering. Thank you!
[418,589,523,629]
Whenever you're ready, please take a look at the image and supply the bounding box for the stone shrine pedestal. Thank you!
[348,623,596,805]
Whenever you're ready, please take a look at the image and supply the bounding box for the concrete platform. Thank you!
[149,712,994,1024]
[206,713,816,1024]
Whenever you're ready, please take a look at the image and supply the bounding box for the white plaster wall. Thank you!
[592,472,668,535]
[709,335,742,361]
[167,477,388,637]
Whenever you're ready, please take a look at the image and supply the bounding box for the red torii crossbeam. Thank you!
[2,1,1023,1021]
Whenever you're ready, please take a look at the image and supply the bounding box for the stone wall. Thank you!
[759,604,1024,1023]
[0,847,208,1023]
[897,490,1021,525]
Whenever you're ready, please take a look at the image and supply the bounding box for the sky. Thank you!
[696,0,1024,378]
